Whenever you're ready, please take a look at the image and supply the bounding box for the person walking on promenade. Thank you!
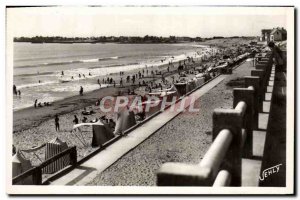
[55,114,60,131]
[268,41,285,72]
[79,86,83,96]
[73,115,79,125]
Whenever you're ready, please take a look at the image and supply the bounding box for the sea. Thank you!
[13,42,210,111]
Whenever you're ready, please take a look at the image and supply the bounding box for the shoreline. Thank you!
[13,43,210,111]
[13,51,209,133]
[12,38,254,167]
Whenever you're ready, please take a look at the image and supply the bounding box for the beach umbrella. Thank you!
[12,151,33,184]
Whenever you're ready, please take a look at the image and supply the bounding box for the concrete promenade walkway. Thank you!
[50,75,227,185]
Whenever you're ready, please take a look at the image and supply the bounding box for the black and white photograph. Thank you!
[5,5,294,195]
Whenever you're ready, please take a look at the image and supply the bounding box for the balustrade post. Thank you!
[70,146,77,166]
[212,106,244,186]
[244,76,260,129]
[32,167,42,185]
[233,87,254,158]
[251,69,266,104]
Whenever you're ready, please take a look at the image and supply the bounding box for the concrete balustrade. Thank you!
[251,69,266,104]
[156,54,275,187]
[200,129,233,178]
[213,170,231,187]
[212,101,246,186]
[157,129,233,186]
[244,76,260,129]
[233,86,254,157]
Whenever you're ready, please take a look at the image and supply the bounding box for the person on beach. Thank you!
[73,115,79,125]
[79,86,83,96]
[55,115,60,131]
[18,90,21,96]
[82,117,88,123]
[79,74,81,78]
[108,119,116,130]
[61,71,64,76]
[120,78,123,87]
[34,99,38,108]
[13,85,17,95]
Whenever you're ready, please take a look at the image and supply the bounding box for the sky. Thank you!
[6,6,289,38]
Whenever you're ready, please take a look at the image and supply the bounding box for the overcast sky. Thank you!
[7,6,289,38]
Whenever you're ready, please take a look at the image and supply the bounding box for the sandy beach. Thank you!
[12,38,253,168]
[12,48,215,166]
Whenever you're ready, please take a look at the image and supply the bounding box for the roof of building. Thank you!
[262,29,272,34]
[270,27,287,35]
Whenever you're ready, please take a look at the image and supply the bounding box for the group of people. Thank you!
[13,85,21,96]
[34,99,52,108]
[54,108,116,133]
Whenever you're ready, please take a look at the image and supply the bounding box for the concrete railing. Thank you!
[156,53,274,187]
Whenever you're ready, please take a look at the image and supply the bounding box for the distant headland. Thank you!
[13,35,254,44]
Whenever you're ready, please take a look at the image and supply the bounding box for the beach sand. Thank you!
[12,50,212,166]
[12,38,253,176]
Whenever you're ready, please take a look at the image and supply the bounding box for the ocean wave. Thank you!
[15,56,121,69]
[14,72,55,77]
[17,81,58,89]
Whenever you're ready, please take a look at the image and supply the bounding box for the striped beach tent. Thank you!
[43,137,69,174]
[12,151,33,184]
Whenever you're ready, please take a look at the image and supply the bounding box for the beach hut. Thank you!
[72,122,115,147]
[187,80,197,92]
[43,137,69,174]
[174,82,188,96]
[91,123,115,147]
[114,107,136,135]
[196,77,205,87]
[12,151,33,184]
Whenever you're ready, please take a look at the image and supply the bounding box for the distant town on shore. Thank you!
[14,35,255,44]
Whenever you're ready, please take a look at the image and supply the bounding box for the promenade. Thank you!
[48,59,253,186]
